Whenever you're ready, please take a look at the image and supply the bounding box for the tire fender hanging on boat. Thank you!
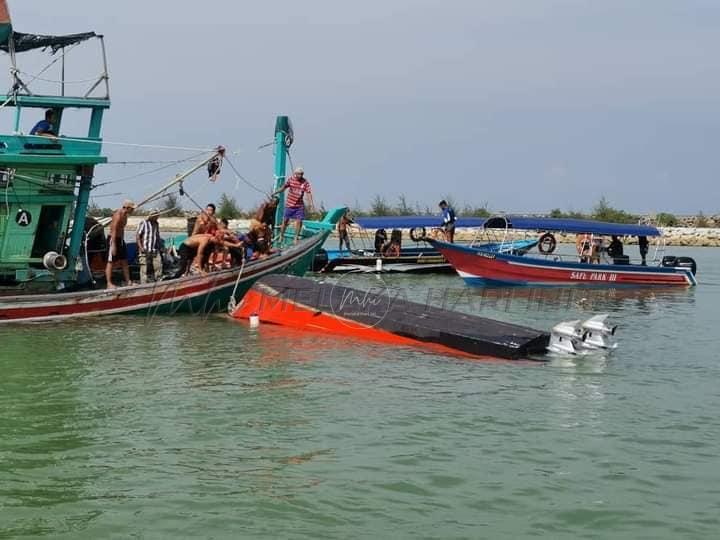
[538,232,557,254]
[409,227,426,242]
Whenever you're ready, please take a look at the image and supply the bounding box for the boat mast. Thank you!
[273,116,291,234]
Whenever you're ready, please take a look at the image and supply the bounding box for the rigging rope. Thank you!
[223,155,271,197]
[93,150,212,188]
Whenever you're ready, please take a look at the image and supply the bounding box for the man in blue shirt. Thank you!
[30,109,57,137]
[439,200,457,243]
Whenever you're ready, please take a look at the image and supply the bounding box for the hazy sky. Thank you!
[6,0,720,214]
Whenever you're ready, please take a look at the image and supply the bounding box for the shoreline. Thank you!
[122,217,720,247]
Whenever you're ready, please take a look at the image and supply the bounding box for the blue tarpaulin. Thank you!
[484,216,660,237]
[353,216,487,229]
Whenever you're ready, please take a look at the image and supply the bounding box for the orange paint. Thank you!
[233,289,502,361]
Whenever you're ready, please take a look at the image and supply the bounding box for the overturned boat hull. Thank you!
[231,274,550,360]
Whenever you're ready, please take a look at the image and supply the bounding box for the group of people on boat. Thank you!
[335,199,458,256]
[102,166,317,287]
[575,233,650,265]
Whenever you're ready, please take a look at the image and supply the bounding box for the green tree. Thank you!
[159,192,184,217]
[370,194,393,216]
[395,194,414,215]
[218,193,242,220]
[655,212,678,227]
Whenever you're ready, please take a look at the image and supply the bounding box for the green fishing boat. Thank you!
[0,1,343,322]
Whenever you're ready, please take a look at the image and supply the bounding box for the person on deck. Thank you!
[374,229,387,254]
[30,109,57,137]
[272,167,314,244]
[136,211,163,283]
[105,200,136,288]
[576,233,592,263]
[245,220,272,260]
[175,233,215,277]
[439,200,457,243]
[338,210,353,253]
[607,235,624,259]
[255,196,280,230]
[638,235,649,266]
[192,203,218,235]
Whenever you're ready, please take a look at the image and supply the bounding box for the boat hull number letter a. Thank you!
[15,209,32,227]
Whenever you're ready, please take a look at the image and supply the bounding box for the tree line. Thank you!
[88,192,708,227]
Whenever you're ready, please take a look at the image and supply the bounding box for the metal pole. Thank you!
[98,35,110,99]
[60,46,65,96]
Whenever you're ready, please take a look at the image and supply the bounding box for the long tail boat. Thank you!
[314,215,537,274]
[0,3,343,322]
[428,215,697,287]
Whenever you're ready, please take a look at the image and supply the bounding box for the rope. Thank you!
[227,256,247,313]
[93,150,212,187]
[53,136,216,153]
[0,42,83,113]
[15,70,100,85]
[223,155,271,197]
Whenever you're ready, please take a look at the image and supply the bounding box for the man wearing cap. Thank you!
[106,200,136,288]
[273,166,315,244]
[136,211,163,284]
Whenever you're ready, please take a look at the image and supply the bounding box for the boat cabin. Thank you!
[0,29,109,291]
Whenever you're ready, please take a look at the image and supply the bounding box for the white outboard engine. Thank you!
[548,314,618,355]
[580,314,618,351]
[547,320,584,355]
[43,251,68,272]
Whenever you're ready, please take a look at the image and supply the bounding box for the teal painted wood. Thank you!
[273,129,288,229]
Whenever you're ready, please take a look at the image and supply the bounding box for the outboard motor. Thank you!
[312,248,329,272]
[548,314,618,355]
[661,255,697,275]
[43,251,68,272]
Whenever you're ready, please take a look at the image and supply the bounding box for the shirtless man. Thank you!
[105,200,136,288]
[174,234,216,276]
[192,203,218,235]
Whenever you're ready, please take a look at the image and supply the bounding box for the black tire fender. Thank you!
[538,232,557,254]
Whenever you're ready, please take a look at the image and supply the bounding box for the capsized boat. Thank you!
[0,6,343,322]
[428,215,697,287]
[231,274,551,360]
[314,215,538,274]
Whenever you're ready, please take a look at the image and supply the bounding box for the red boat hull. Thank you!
[430,241,696,287]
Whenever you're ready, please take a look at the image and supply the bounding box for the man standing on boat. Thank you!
[106,200,136,288]
[273,167,315,244]
[338,210,353,253]
[439,200,457,243]
[136,211,163,284]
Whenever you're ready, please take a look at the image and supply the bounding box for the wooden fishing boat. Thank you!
[315,215,538,274]
[0,5,343,322]
[231,275,550,360]
[429,215,697,287]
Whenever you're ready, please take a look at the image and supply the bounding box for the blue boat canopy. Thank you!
[485,215,661,237]
[354,216,487,229]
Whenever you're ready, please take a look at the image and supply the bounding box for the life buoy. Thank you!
[538,232,557,254]
[409,227,426,242]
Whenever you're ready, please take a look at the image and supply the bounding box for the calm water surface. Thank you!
[1,247,719,539]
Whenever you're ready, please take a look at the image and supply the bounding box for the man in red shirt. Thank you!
[273,167,315,244]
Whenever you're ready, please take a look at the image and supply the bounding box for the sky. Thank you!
[5,0,720,215]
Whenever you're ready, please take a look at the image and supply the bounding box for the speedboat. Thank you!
[428,215,697,287]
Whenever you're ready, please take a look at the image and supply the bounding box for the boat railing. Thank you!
[6,34,110,101]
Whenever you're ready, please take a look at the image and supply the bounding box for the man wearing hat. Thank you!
[105,199,136,288]
[272,166,315,244]
[136,210,163,284]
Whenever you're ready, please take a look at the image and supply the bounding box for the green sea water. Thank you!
[1,246,719,539]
